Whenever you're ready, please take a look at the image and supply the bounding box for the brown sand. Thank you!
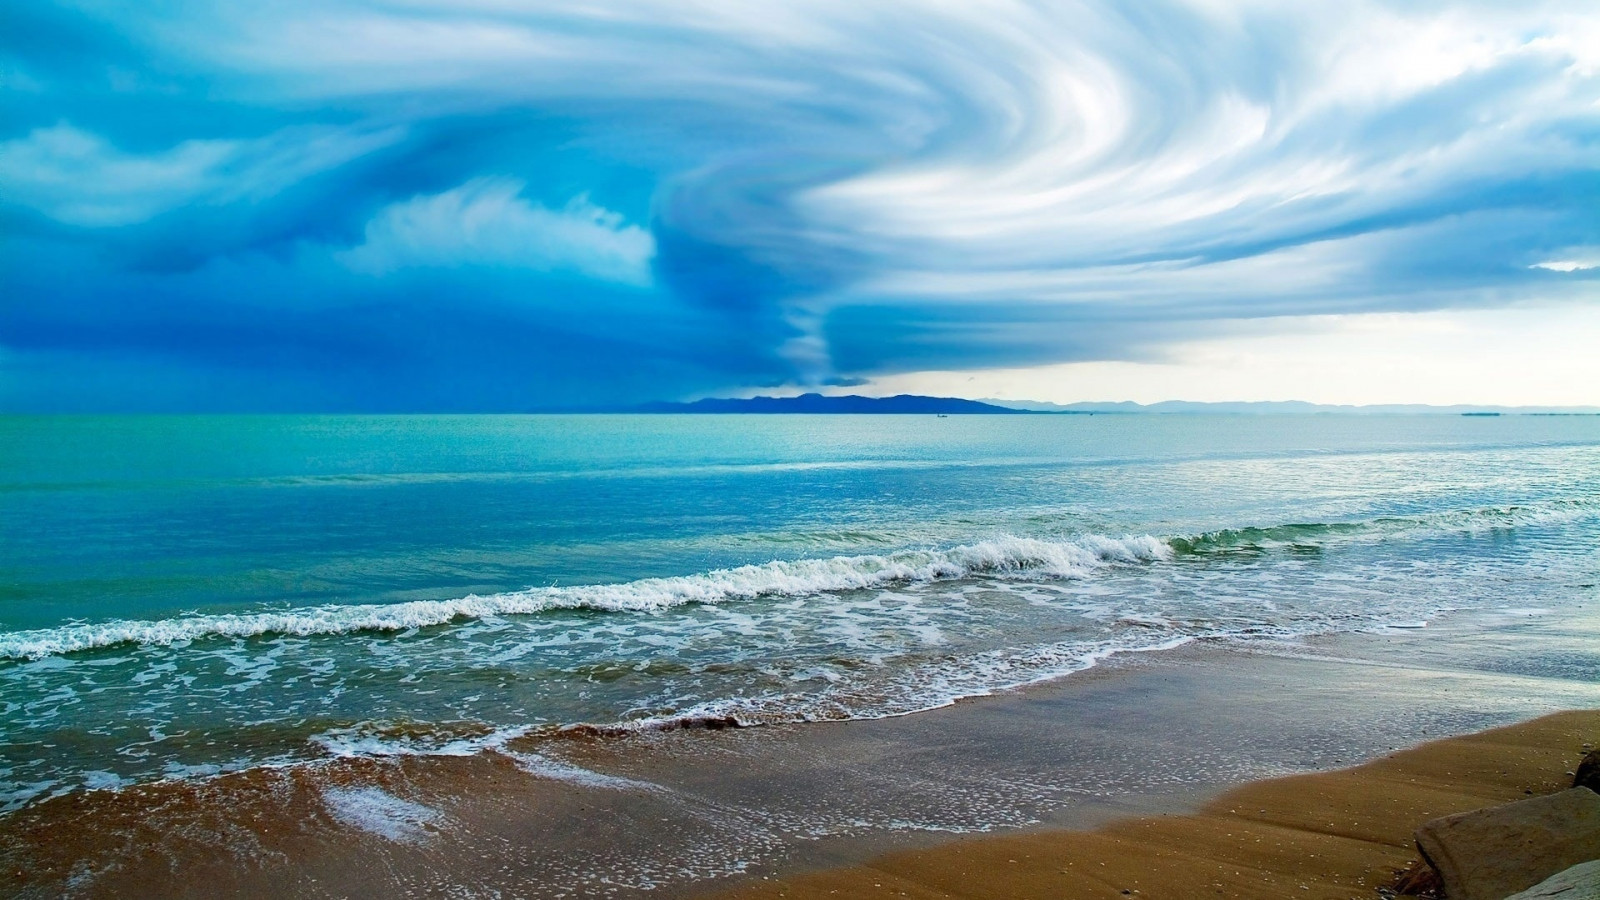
[718,710,1600,900]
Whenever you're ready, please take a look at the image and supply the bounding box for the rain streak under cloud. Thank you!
[2,0,1598,409]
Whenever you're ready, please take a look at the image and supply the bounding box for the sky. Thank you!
[2,1,1598,411]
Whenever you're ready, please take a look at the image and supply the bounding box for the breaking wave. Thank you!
[0,534,1169,660]
[3,500,1589,662]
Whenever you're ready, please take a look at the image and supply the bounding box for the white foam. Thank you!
[502,751,667,792]
[0,534,1170,660]
[311,723,531,759]
[590,633,1202,735]
[77,770,132,791]
[322,786,442,843]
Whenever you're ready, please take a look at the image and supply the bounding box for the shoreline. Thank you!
[3,612,1598,898]
[717,709,1600,900]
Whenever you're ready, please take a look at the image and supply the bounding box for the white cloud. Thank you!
[0,122,400,227]
[337,178,655,285]
[1531,259,1598,272]
[0,124,236,226]
[796,2,1600,282]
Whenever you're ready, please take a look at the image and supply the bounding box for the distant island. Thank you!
[631,393,1025,414]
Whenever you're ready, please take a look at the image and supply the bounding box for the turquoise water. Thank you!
[2,414,1599,811]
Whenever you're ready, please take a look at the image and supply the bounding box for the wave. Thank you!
[0,534,1170,660]
[2,500,1589,662]
[1170,501,1596,555]
[552,634,1202,739]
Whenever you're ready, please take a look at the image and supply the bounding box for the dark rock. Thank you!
[1390,858,1443,897]
[1415,788,1600,900]
[1576,749,1600,793]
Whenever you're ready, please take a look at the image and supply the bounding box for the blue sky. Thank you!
[2,1,1598,410]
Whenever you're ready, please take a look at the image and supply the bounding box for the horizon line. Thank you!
[7,395,1600,415]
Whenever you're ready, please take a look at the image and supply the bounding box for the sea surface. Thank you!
[2,413,1598,814]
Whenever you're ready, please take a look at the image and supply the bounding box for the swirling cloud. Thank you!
[1,0,1596,408]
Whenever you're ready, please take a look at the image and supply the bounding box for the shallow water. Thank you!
[3,413,1598,811]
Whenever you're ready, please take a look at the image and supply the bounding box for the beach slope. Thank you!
[720,710,1599,900]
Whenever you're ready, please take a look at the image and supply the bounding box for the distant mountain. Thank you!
[982,399,1600,415]
[633,393,1026,414]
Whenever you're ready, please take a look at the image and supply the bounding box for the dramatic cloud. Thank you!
[1,0,1597,408]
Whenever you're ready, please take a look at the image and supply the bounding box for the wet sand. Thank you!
[3,608,1598,898]
[718,709,1599,900]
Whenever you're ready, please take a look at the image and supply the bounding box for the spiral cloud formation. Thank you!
[2,1,1596,408]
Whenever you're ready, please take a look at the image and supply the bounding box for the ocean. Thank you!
[3,413,1598,815]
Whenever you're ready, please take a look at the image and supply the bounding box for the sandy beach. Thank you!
[718,710,1599,900]
[4,607,1598,899]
